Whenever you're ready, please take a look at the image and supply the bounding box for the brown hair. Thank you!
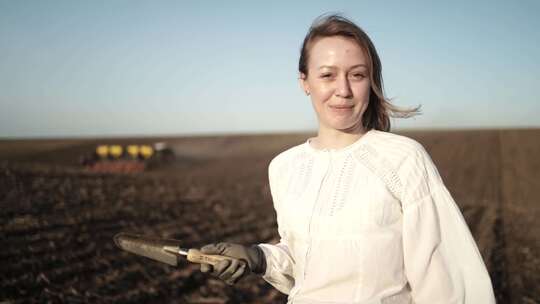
[299,14,421,131]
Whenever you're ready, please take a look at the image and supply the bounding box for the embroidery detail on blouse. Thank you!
[328,154,355,216]
[353,145,404,204]
[286,152,314,200]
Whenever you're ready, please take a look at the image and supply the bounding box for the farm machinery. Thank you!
[81,142,175,173]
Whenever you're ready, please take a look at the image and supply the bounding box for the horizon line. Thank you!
[1,126,539,141]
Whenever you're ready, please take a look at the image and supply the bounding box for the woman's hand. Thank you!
[199,243,266,285]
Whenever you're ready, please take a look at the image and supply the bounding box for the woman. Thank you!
[200,14,496,304]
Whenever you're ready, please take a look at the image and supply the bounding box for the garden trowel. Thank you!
[114,232,231,266]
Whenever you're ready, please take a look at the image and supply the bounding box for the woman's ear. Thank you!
[299,73,310,96]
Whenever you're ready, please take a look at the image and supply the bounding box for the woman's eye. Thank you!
[320,74,332,79]
[352,73,365,79]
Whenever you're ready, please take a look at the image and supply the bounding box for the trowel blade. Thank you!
[114,232,184,266]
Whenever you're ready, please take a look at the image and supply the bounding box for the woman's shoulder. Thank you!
[366,130,428,161]
[268,141,308,172]
[357,130,438,200]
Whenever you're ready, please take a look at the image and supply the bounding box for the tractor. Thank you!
[81,142,175,173]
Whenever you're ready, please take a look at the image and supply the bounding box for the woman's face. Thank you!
[300,36,371,133]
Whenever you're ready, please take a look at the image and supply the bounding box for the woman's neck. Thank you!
[311,125,368,150]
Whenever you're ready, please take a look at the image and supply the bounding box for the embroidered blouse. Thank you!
[258,129,495,304]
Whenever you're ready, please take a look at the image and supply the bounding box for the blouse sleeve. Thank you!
[257,158,295,294]
[400,143,495,304]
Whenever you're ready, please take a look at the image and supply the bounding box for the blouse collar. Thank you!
[304,128,376,156]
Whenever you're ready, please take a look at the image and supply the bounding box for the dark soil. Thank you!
[0,129,538,303]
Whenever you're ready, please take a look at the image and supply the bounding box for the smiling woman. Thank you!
[197,14,496,304]
[298,15,420,135]
[299,36,372,145]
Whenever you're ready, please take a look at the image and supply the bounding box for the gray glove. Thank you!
[200,242,267,285]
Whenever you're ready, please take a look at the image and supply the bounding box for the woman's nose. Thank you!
[335,75,352,98]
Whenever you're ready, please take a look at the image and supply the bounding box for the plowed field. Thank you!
[1,129,538,303]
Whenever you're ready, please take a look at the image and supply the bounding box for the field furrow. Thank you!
[1,130,538,303]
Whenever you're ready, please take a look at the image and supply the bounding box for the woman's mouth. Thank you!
[329,104,354,114]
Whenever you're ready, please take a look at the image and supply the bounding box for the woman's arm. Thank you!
[400,143,495,304]
[257,158,296,294]
[258,237,295,294]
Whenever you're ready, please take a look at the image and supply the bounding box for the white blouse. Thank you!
[258,129,495,304]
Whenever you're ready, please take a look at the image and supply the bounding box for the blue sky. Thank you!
[1,0,539,138]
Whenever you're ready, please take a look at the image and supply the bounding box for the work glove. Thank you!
[199,242,267,285]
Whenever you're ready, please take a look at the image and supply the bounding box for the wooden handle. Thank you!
[186,249,234,266]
